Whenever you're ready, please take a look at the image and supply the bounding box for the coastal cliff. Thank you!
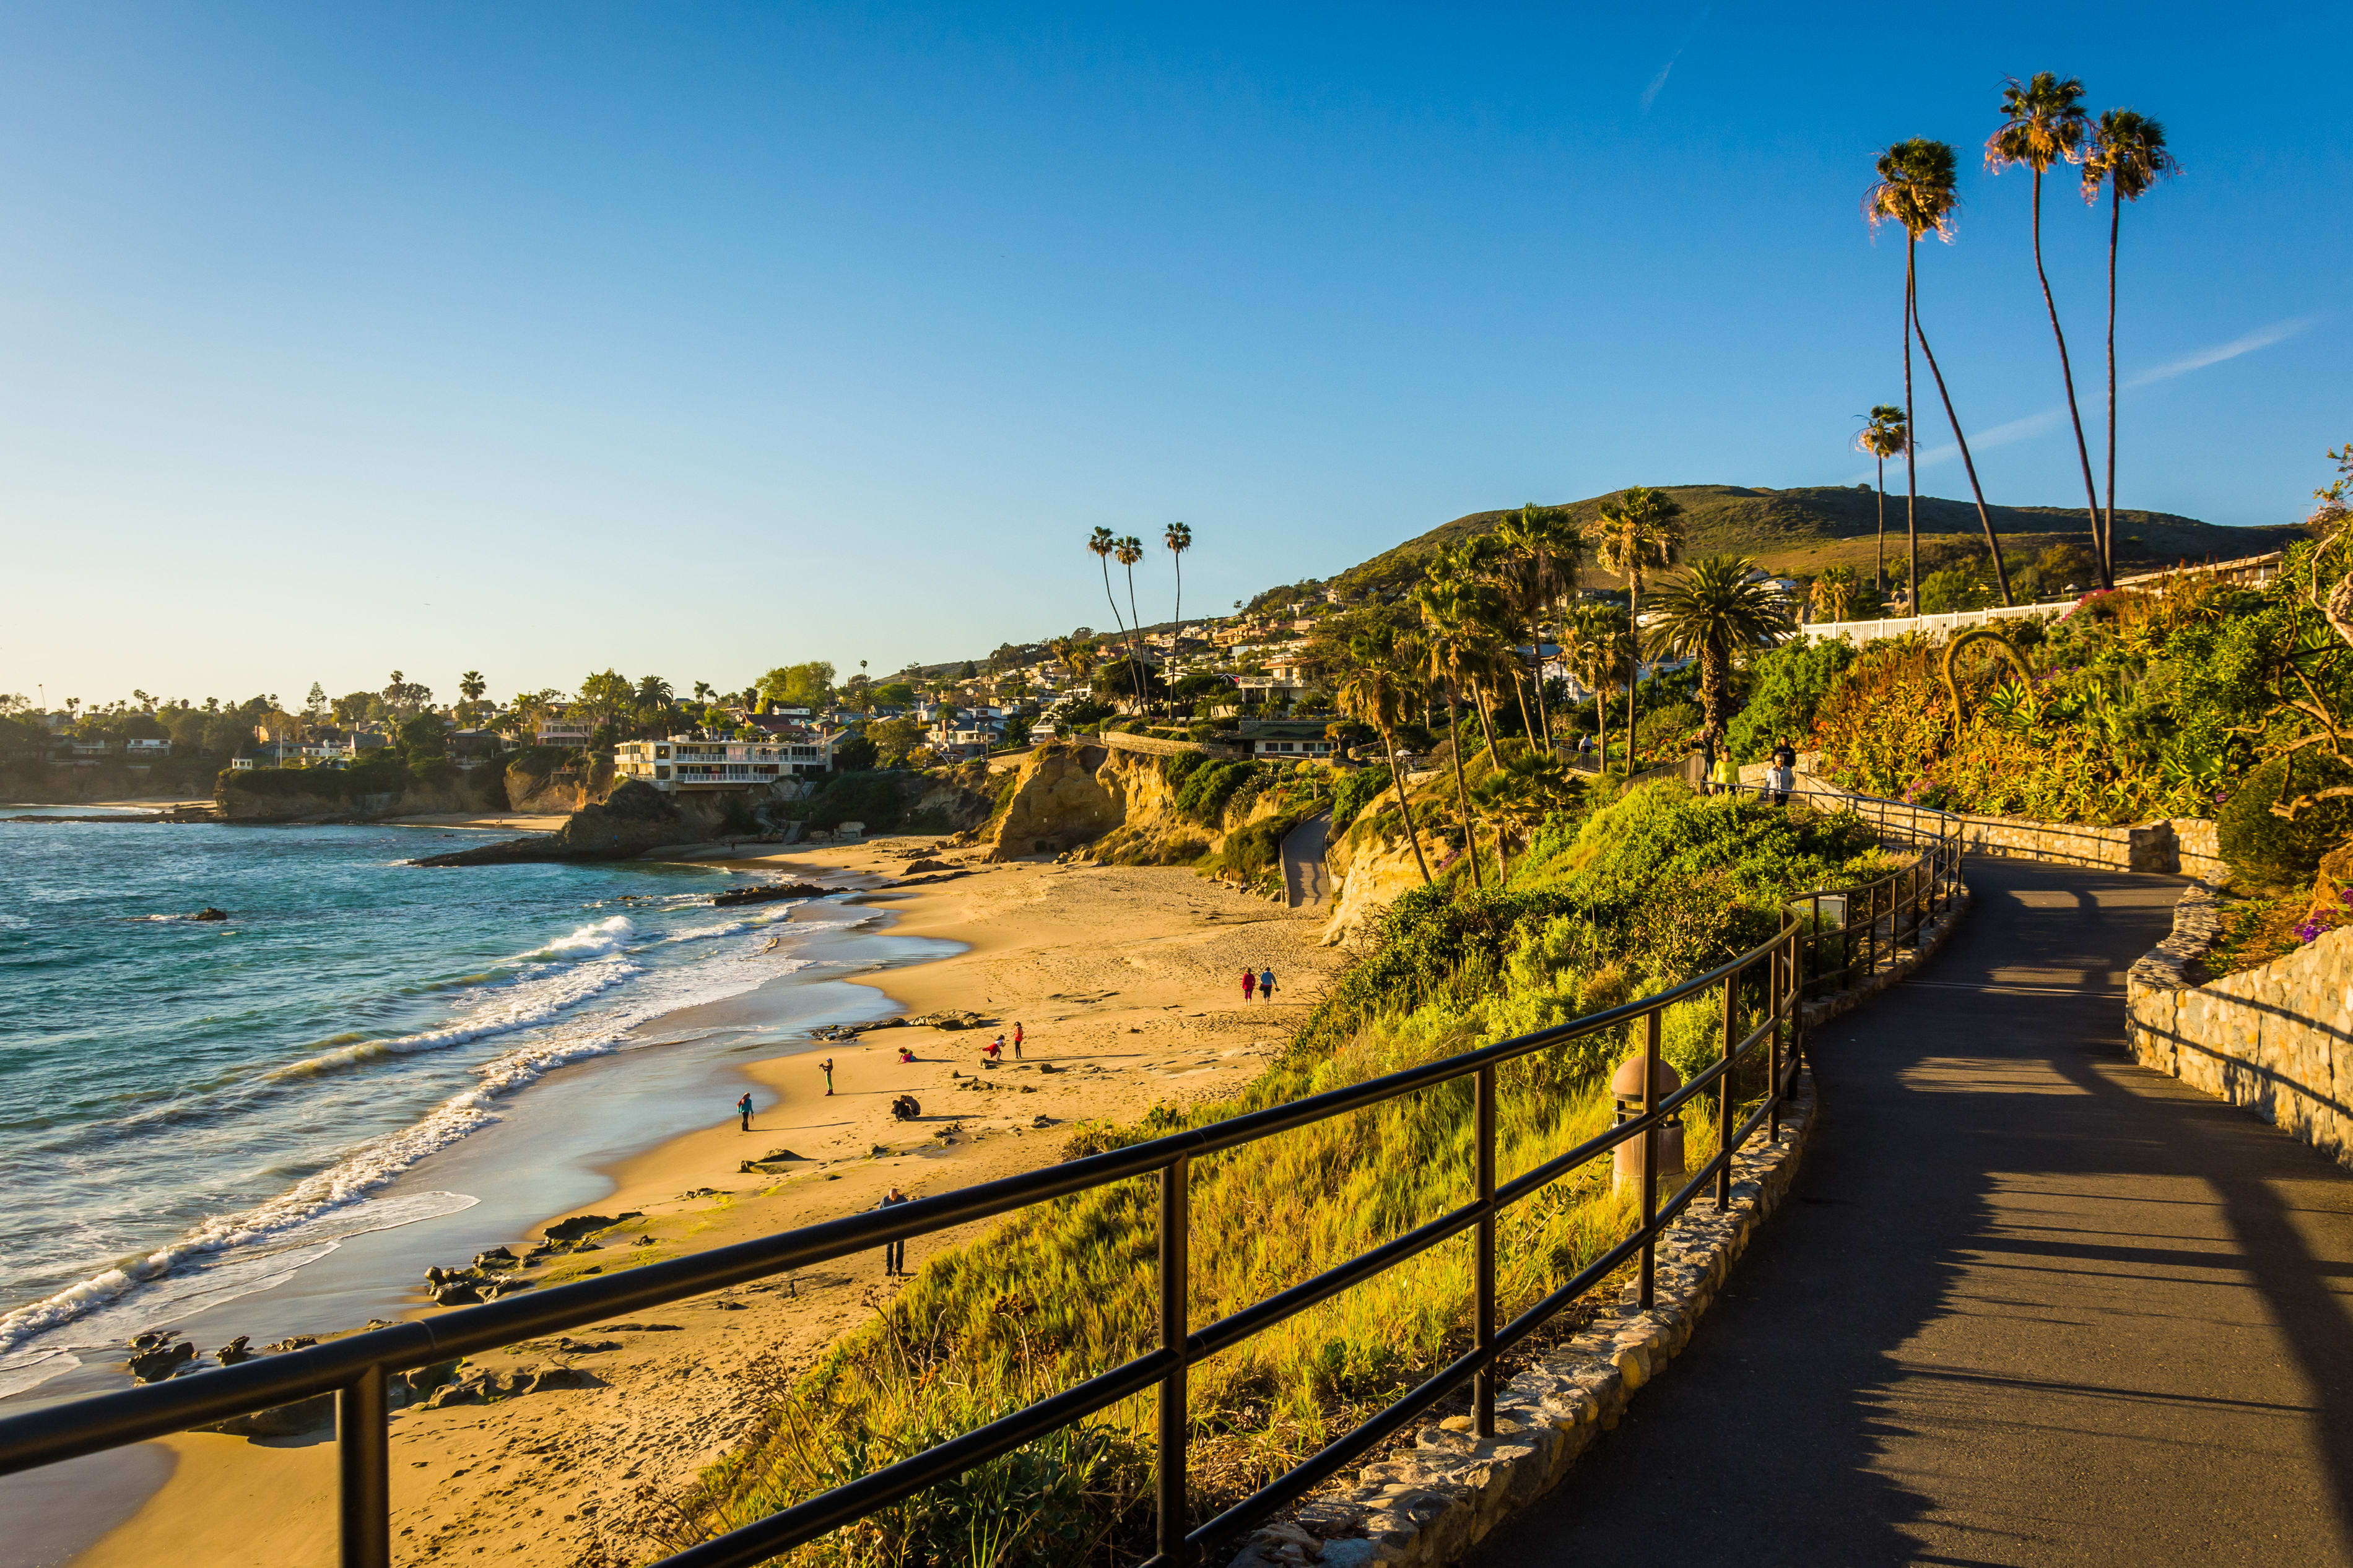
[413,781,733,865]
[214,767,508,824]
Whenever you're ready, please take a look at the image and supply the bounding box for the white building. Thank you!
[536,714,594,747]
[613,734,842,792]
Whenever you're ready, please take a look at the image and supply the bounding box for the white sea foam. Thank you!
[0,909,835,1362]
[0,1190,479,1384]
[0,912,30,930]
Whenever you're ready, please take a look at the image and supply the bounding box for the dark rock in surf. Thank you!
[127,1340,195,1382]
[542,1211,640,1242]
[189,907,229,921]
[215,1335,253,1366]
[711,881,833,908]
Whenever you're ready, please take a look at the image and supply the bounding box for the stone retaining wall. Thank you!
[1223,891,1971,1568]
[1092,730,1246,761]
[2126,881,2353,1172]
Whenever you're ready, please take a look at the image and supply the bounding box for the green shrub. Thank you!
[1173,760,1256,825]
[1329,765,1393,833]
[1728,638,1856,764]
[2219,755,2353,883]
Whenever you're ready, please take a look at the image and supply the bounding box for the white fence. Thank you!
[1798,551,2285,648]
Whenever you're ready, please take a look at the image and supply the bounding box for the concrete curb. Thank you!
[1223,887,1973,1568]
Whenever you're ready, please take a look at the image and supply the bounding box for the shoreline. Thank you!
[64,842,1347,1567]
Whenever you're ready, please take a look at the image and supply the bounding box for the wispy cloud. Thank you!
[1840,315,2323,482]
[1640,7,1713,113]
[2124,315,2321,388]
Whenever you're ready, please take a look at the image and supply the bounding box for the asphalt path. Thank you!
[1461,856,2353,1567]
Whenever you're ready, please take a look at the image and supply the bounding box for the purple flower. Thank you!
[2296,921,2324,943]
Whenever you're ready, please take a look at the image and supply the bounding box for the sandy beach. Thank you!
[72,840,1345,1567]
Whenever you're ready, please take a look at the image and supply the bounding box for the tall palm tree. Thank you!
[1592,487,1685,626]
[1493,503,1580,749]
[1333,622,1433,885]
[1164,522,1193,639]
[2082,109,2180,581]
[1114,534,1149,708]
[1989,72,2106,586]
[1414,571,1508,888]
[1643,556,1795,771]
[1866,138,2014,608]
[1086,527,1129,680]
[1471,743,1576,882]
[1560,601,1634,778]
[1854,405,1908,594]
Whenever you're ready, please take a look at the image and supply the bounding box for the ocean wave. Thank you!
[0,912,29,931]
[0,906,843,1366]
[265,954,640,1080]
[0,1189,478,1372]
[524,914,633,960]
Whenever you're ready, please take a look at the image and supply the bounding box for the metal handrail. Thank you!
[0,788,1963,1568]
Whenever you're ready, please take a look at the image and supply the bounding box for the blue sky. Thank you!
[2,2,2342,708]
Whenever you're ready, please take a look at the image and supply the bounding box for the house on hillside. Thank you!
[612,732,843,792]
[1235,719,1337,762]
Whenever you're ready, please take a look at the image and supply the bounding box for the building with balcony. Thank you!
[612,732,843,792]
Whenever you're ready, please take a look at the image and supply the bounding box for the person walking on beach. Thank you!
[736,1092,754,1132]
[876,1185,910,1278]
[819,1057,835,1096]
[1012,1022,1024,1059]
[1258,966,1275,1002]
[1242,969,1256,1002]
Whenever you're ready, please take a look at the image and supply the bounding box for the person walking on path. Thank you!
[1258,966,1276,1002]
[819,1057,835,1096]
[1768,737,1798,807]
[736,1092,754,1132]
[876,1185,910,1278]
[1242,969,1256,1002]
[1012,1023,1024,1059]
[1710,752,1738,797]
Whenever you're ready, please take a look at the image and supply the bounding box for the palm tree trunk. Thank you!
[2103,183,2121,583]
[1904,240,1918,613]
[1474,682,1500,763]
[1912,307,2015,607]
[1874,455,1885,594]
[1121,566,1148,710]
[1532,615,1554,751]
[1596,678,1609,776]
[1495,820,1510,883]
[1098,561,1130,699]
[1446,678,1482,888]
[1700,643,1727,766]
[1173,552,1183,638]
[1508,655,1535,745]
[2032,167,2109,592]
[1383,729,1433,885]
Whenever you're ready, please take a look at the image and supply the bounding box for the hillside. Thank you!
[1331,484,2295,599]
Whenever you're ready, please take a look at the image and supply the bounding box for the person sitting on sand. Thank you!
[898,1045,916,1064]
[984,1036,1003,1060]
[890,1093,922,1120]
[1242,968,1256,1002]
[736,1091,754,1132]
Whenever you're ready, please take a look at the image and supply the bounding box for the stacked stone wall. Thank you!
[2127,882,2353,1173]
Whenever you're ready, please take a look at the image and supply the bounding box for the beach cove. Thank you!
[30,835,1344,1567]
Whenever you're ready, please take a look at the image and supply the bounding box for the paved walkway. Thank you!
[1463,857,2353,1567]
[1282,812,1329,909]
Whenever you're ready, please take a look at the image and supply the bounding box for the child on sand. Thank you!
[1012,1023,1024,1059]
[985,1036,1004,1061]
[898,1045,916,1064]
[1242,969,1256,1001]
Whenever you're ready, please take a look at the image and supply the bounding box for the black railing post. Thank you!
[1473,1065,1496,1438]
[338,1369,391,1568]
[1158,1156,1191,1566]
[1716,967,1734,1211]
[1769,929,1785,1145]
[1638,1009,1660,1310]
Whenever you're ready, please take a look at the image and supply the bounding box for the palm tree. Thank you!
[1493,503,1580,748]
[1866,137,2014,608]
[1414,570,1509,888]
[1988,73,2107,587]
[1087,527,1139,708]
[1472,743,1578,881]
[1332,622,1433,885]
[1809,565,1863,624]
[1164,522,1193,639]
[1643,556,1795,771]
[1592,487,1685,626]
[1854,405,1908,592]
[1559,601,1633,778]
[1115,534,1149,708]
[2082,109,2180,581]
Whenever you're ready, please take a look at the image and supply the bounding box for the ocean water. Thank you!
[0,813,899,1402]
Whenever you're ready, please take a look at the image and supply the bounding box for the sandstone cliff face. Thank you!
[506,758,614,815]
[214,773,504,824]
[985,745,1126,859]
[414,780,726,865]
[1319,826,1433,945]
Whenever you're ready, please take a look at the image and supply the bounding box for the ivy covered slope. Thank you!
[662,782,1884,1567]
[1760,553,2348,829]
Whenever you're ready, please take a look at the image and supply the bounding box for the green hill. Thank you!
[1327,484,2296,600]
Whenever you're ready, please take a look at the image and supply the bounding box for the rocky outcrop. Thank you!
[985,744,1126,859]
[413,782,716,866]
[214,772,507,824]
[1319,826,1435,946]
[506,758,615,815]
